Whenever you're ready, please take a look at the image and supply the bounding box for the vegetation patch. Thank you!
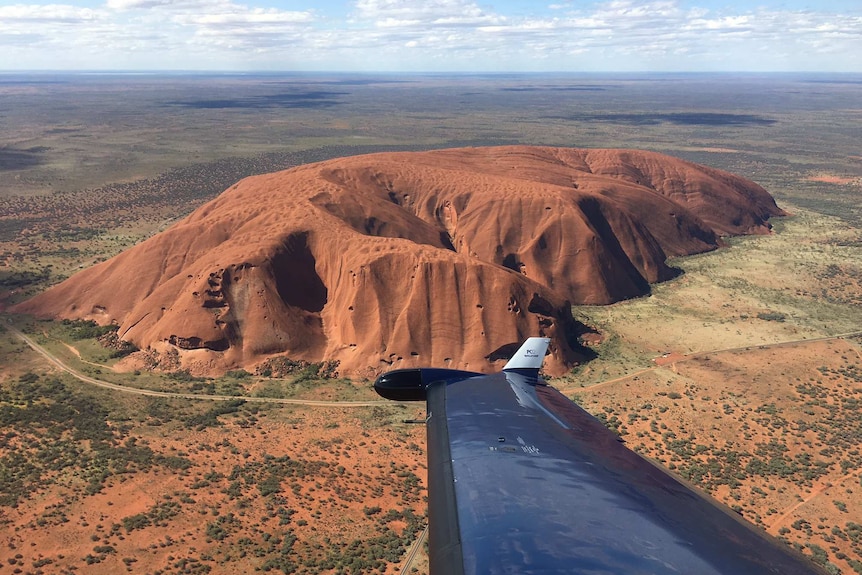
[0,373,167,504]
[255,356,340,380]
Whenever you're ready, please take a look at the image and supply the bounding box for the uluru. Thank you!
[13,146,785,377]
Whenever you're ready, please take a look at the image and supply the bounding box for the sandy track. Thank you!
[584,331,862,391]
[768,468,862,534]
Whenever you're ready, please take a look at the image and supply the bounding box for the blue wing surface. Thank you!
[420,371,822,574]
[374,338,821,575]
[373,337,822,574]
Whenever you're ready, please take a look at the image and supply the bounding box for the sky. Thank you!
[1,0,861,72]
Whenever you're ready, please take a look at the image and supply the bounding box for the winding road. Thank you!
[6,324,387,407]
[8,322,861,404]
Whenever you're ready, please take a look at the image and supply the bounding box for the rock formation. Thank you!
[13,146,784,376]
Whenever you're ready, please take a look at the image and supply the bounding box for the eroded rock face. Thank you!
[14,146,784,376]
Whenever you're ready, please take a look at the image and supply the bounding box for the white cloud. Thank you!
[177,8,315,28]
[354,0,504,26]
[0,3,104,23]
[105,0,226,10]
[0,0,859,70]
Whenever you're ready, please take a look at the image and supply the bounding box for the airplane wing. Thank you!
[374,337,823,574]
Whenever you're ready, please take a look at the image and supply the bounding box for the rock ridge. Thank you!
[13,146,785,376]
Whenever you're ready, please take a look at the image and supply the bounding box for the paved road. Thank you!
[400,525,428,575]
[6,324,387,407]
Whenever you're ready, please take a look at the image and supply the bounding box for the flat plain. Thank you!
[1,72,861,574]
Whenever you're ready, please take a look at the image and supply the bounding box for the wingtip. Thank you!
[502,337,551,373]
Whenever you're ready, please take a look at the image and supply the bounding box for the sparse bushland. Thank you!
[0,372,171,505]
[0,332,427,574]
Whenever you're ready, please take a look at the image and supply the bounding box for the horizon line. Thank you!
[2,69,861,76]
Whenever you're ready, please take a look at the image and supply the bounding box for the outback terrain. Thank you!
[0,327,427,574]
[1,72,861,574]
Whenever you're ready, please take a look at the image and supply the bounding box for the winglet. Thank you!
[503,337,551,373]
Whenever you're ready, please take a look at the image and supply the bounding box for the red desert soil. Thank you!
[806,174,859,185]
[13,146,785,377]
[577,338,862,569]
[0,403,428,575]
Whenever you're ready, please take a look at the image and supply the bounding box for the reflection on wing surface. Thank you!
[376,338,822,574]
